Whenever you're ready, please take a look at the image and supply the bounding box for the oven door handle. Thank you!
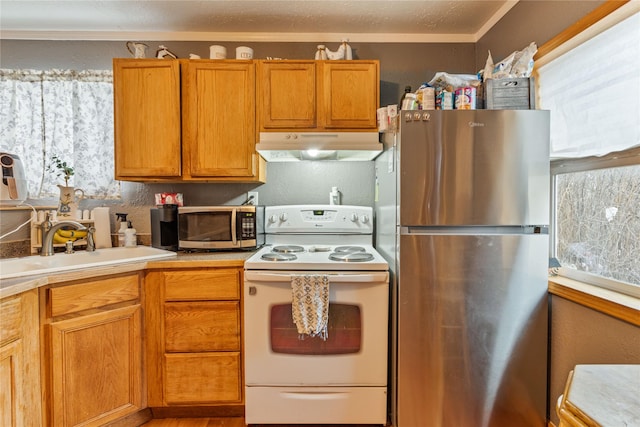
[244,271,389,283]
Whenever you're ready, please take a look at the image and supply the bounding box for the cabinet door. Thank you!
[113,59,181,179]
[182,61,256,178]
[257,61,317,130]
[321,61,379,129]
[0,290,41,427]
[0,340,22,427]
[48,304,143,427]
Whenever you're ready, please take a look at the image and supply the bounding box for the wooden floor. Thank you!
[142,418,245,427]
[142,418,380,427]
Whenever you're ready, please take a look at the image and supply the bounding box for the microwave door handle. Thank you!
[231,209,238,246]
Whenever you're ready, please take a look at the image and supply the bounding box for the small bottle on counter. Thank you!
[124,220,137,247]
[116,213,128,247]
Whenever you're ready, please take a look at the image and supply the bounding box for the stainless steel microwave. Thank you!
[178,205,264,250]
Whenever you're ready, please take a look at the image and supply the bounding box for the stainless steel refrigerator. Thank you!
[375,110,550,427]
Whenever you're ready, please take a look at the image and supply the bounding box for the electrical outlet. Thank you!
[247,191,259,206]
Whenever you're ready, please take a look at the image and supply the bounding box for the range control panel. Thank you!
[265,205,372,234]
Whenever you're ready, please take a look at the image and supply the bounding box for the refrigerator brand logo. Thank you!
[469,121,485,127]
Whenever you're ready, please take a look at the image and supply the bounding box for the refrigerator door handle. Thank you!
[401,225,548,235]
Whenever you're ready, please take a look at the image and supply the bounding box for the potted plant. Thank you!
[48,155,74,186]
[48,155,84,217]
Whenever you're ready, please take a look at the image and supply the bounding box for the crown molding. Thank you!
[0,30,480,43]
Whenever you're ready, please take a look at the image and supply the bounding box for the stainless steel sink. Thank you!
[0,246,177,280]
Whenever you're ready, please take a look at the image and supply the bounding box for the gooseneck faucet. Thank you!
[40,213,96,256]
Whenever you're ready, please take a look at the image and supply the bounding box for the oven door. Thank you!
[244,270,389,386]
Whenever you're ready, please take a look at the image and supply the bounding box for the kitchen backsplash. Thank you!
[0,161,375,258]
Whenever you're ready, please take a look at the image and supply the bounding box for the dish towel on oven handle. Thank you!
[291,274,330,340]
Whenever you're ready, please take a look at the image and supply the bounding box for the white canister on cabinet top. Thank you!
[236,46,253,59]
[209,45,227,59]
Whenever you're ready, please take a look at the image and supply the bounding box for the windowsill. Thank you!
[0,205,56,211]
[548,276,640,326]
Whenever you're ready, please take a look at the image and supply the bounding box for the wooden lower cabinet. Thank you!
[0,289,42,427]
[145,267,243,408]
[41,273,145,427]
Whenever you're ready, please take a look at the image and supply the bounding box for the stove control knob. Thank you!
[269,214,279,224]
[360,215,369,224]
[349,213,358,222]
[279,213,288,222]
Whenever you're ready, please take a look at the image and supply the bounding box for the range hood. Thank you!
[256,132,382,162]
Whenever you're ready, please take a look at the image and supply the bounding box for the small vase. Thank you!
[57,185,85,219]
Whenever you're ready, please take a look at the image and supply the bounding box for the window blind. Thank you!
[537,11,640,159]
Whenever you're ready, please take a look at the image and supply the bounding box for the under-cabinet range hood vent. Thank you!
[256,132,382,162]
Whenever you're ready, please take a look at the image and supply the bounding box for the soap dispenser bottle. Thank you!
[116,213,128,247]
[329,187,341,205]
[124,220,137,247]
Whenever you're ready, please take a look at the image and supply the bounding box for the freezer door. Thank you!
[397,231,548,427]
[399,110,550,226]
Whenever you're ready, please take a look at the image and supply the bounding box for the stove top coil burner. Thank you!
[329,252,374,262]
[261,252,298,262]
[272,245,305,253]
[333,246,366,254]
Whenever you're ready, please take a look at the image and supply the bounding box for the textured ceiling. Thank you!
[0,0,517,42]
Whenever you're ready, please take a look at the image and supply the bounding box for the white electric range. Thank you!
[243,205,389,425]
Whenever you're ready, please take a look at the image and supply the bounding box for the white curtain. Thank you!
[537,11,640,158]
[0,69,119,199]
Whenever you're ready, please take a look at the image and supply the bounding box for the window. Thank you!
[537,7,640,295]
[0,69,119,199]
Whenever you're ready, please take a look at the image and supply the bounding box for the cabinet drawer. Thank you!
[164,301,240,352]
[163,269,240,300]
[0,296,22,345]
[164,352,241,404]
[48,273,140,317]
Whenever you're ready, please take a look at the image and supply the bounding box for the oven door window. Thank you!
[270,303,362,355]
[179,212,232,242]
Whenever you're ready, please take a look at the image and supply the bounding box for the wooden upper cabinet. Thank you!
[257,60,379,132]
[113,59,181,179]
[258,61,317,129]
[181,61,257,179]
[113,58,264,183]
[322,61,379,129]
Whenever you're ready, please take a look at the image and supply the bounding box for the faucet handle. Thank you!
[85,226,96,252]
